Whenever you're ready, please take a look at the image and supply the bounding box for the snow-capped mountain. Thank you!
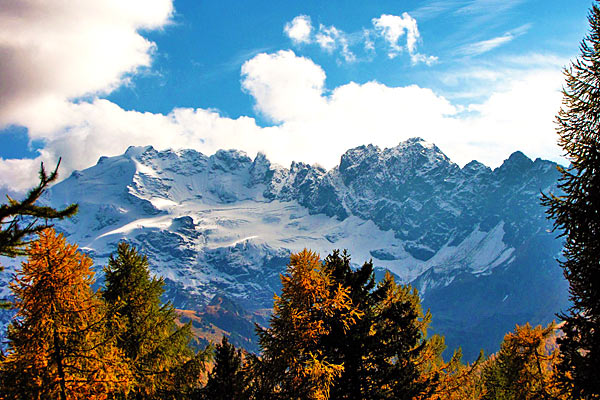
[0,138,568,359]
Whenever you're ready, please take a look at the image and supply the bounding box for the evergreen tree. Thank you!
[0,228,131,399]
[482,323,565,400]
[0,160,77,258]
[541,2,600,397]
[322,250,460,400]
[201,336,247,400]
[321,250,380,400]
[102,242,208,399]
[251,249,458,400]
[253,249,361,400]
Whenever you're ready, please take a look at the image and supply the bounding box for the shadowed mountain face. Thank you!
[0,138,568,359]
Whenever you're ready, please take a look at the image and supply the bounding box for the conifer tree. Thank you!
[0,228,130,399]
[200,336,247,400]
[0,160,77,258]
[482,322,565,400]
[102,242,208,399]
[541,1,600,397]
[322,250,460,400]
[253,249,361,400]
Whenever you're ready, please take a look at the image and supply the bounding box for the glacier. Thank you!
[0,138,569,359]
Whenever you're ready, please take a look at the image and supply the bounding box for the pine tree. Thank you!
[201,336,247,400]
[102,242,208,399]
[253,249,362,400]
[0,228,131,399]
[541,2,600,397]
[0,160,77,258]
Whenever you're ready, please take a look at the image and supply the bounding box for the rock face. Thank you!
[0,138,568,359]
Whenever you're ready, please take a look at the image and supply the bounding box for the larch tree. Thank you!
[482,322,565,400]
[101,242,208,399]
[0,228,130,399]
[253,249,362,400]
[0,160,77,308]
[541,1,600,397]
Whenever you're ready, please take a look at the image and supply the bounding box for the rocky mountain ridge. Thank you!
[0,138,568,359]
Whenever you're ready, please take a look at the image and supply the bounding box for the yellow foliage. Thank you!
[258,249,363,399]
[0,228,131,399]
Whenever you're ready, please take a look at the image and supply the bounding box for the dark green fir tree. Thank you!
[200,336,247,400]
[542,1,600,397]
[0,159,77,308]
[102,242,208,399]
[322,250,455,400]
[0,159,77,258]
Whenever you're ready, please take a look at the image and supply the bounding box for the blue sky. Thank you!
[0,0,593,192]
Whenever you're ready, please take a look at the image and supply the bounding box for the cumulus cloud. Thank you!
[459,69,564,165]
[241,50,327,123]
[372,13,437,64]
[0,0,173,191]
[284,15,313,44]
[0,0,173,128]
[235,50,563,168]
[0,7,565,196]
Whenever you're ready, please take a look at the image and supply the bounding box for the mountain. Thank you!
[0,138,568,359]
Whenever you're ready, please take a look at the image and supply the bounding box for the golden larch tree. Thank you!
[0,228,131,399]
[254,249,362,400]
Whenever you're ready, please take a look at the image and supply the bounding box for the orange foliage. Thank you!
[0,228,130,399]
[258,249,363,400]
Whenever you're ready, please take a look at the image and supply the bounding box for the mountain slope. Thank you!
[0,138,568,359]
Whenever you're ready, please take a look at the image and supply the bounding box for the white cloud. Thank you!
[459,25,530,56]
[363,29,375,52]
[315,25,338,52]
[0,0,173,128]
[458,69,564,166]
[455,0,525,16]
[240,50,327,123]
[373,13,419,55]
[283,13,435,65]
[315,25,356,62]
[372,13,437,64]
[0,28,565,194]
[461,34,515,56]
[284,15,312,44]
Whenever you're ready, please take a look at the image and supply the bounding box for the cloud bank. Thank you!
[0,3,566,194]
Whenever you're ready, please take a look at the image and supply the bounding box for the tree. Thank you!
[541,2,600,397]
[322,250,460,400]
[101,242,208,399]
[200,336,247,400]
[0,228,130,399]
[0,160,77,258]
[253,249,361,400]
[252,249,459,400]
[482,322,565,400]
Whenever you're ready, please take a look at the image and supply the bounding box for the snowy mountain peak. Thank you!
[125,144,156,158]
[497,150,534,171]
[4,139,565,360]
